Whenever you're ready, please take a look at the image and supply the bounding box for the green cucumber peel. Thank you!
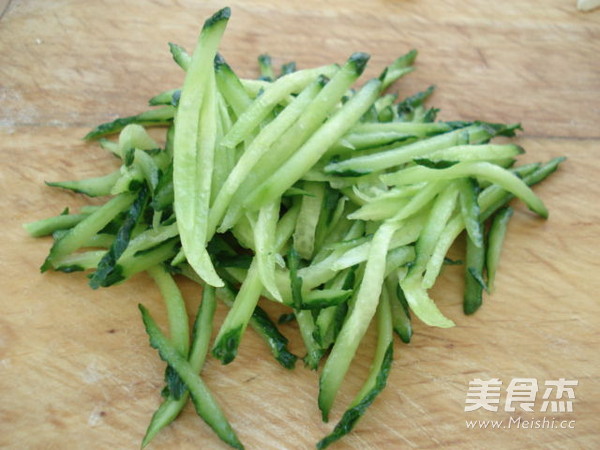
[458,177,484,248]
[318,222,395,422]
[45,170,121,197]
[84,106,175,141]
[486,206,514,293]
[89,186,148,289]
[463,232,487,315]
[139,303,244,450]
[41,192,136,272]
[317,291,394,448]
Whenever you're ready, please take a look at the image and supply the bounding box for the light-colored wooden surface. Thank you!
[1,1,599,449]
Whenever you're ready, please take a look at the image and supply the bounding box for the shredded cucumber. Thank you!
[26,7,565,450]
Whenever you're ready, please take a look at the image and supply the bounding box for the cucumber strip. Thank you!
[253,199,283,301]
[98,138,120,156]
[463,231,487,315]
[138,304,244,450]
[314,193,347,252]
[355,182,426,204]
[188,69,220,281]
[212,257,263,364]
[149,88,180,106]
[386,274,412,343]
[61,232,114,250]
[24,212,90,237]
[189,284,217,372]
[211,92,234,204]
[147,265,190,357]
[293,181,325,260]
[243,52,370,168]
[486,206,514,293]
[396,85,437,121]
[479,157,565,221]
[118,124,160,155]
[280,61,297,77]
[386,181,444,223]
[407,105,434,123]
[107,238,179,287]
[300,288,353,310]
[422,159,562,290]
[315,302,349,350]
[318,221,395,421]
[238,79,274,97]
[380,49,417,90]
[53,250,105,272]
[331,241,415,274]
[215,54,253,117]
[347,195,410,221]
[374,93,398,115]
[164,124,175,159]
[89,186,149,288]
[316,291,393,449]
[399,272,455,328]
[274,201,302,252]
[313,211,362,259]
[218,53,370,231]
[118,222,179,261]
[421,214,464,290]
[325,123,506,175]
[230,213,256,250]
[382,161,548,218]
[169,42,192,70]
[142,285,217,448]
[219,64,340,150]
[84,106,175,140]
[78,205,102,214]
[288,247,304,310]
[132,149,162,192]
[215,283,297,370]
[173,10,229,288]
[384,247,416,277]
[299,216,418,292]
[151,166,174,212]
[281,243,411,305]
[179,264,298,369]
[427,144,524,162]
[286,250,329,369]
[411,183,459,275]
[45,170,121,197]
[314,270,354,347]
[172,46,266,102]
[329,130,416,154]
[208,78,323,235]
[458,178,483,248]
[110,165,144,195]
[245,78,383,211]
[348,121,453,137]
[257,53,275,81]
[295,308,324,370]
[41,192,136,271]
[300,220,364,282]
[423,164,540,289]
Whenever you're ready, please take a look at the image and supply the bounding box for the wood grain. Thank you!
[1,1,599,449]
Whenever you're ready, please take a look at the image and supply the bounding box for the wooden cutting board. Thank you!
[1,1,599,449]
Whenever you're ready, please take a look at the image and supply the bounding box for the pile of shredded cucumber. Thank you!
[25,7,565,449]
